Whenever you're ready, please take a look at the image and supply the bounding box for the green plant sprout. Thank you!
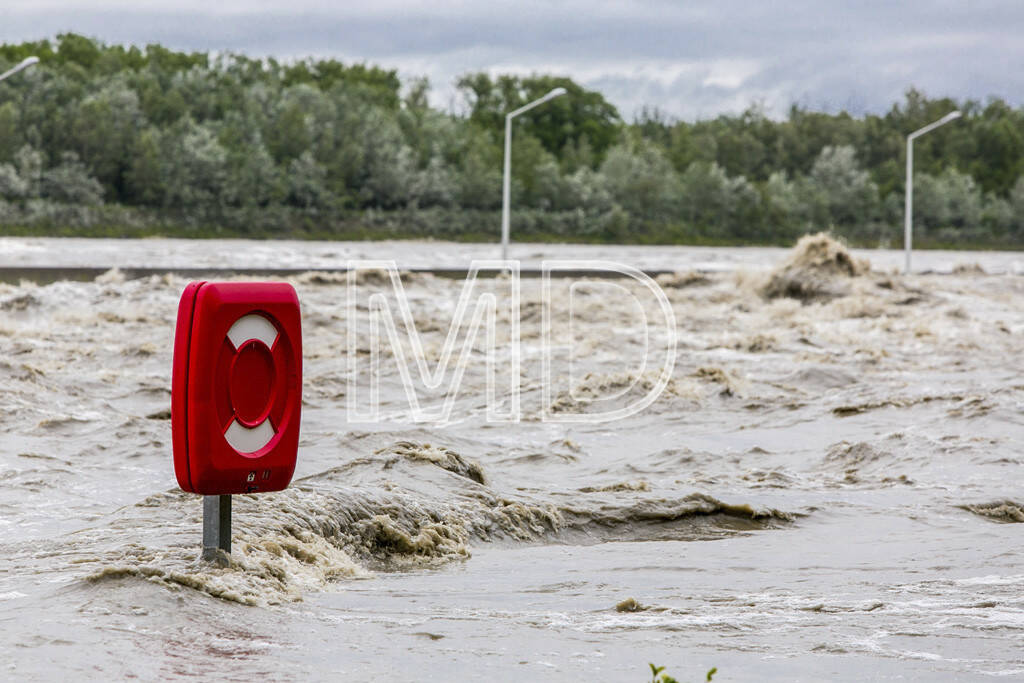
[648,662,717,682]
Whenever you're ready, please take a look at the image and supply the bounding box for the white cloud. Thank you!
[701,59,762,90]
[1,1,1021,120]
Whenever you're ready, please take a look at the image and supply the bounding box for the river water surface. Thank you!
[0,236,1022,681]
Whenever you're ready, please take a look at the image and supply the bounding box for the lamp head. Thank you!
[544,87,567,101]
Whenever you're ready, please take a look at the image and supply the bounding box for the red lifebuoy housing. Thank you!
[172,282,302,494]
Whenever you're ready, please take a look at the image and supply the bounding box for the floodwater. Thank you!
[3,235,1024,274]
[1,236,1022,681]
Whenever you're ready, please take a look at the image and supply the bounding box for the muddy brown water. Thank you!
[1,237,1022,681]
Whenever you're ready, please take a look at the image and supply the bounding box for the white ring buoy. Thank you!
[223,314,279,453]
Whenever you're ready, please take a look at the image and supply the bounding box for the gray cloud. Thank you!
[1,1,1020,120]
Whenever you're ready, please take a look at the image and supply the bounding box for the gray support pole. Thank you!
[202,494,231,563]
[499,88,566,262]
[902,110,961,275]
[501,114,512,262]
[904,137,913,275]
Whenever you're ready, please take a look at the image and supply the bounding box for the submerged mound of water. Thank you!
[375,441,486,484]
[959,501,1024,523]
[546,371,700,415]
[69,439,796,606]
[761,233,870,302]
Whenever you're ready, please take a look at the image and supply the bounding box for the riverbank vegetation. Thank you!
[1,34,1022,247]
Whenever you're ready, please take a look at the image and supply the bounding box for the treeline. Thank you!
[1,33,1023,246]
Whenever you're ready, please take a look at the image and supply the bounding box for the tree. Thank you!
[456,138,502,210]
[125,126,163,205]
[0,102,20,163]
[762,172,808,241]
[411,156,456,208]
[160,118,227,210]
[62,78,142,199]
[678,161,761,239]
[13,145,41,197]
[0,162,26,198]
[601,139,678,220]
[968,100,1024,195]
[1006,176,1024,238]
[287,151,331,210]
[41,151,103,203]
[457,73,621,165]
[913,168,984,241]
[802,145,879,231]
[358,111,418,209]
[265,98,312,164]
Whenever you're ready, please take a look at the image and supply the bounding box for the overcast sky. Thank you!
[2,1,1021,121]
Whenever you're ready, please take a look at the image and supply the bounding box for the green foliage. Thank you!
[914,168,984,242]
[457,72,621,166]
[647,662,716,683]
[649,663,678,683]
[602,138,677,219]
[803,145,880,229]
[41,151,103,204]
[0,162,27,198]
[0,34,1022,247]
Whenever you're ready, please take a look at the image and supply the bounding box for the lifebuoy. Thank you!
[223,313,280,453]
[172,282,302,495]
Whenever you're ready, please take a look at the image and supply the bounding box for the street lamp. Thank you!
[0,56,40,84]
[501,87,567,260]
[904,109,962,274]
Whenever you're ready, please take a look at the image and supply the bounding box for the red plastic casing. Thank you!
[172,282,302,494]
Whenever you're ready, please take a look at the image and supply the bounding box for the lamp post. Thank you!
[904,109,961,274]
[501,87,567,261]
[0,56,39,84]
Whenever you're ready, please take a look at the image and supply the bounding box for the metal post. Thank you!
[501,114,512,262]
[499,87,567,262]
[904,137,913,275]
[902,110,961,275]
[202,494,231,563]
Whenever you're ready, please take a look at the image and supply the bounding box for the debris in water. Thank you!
[411,632,445,640]
[578,481,650,493]
[615,597,646,612]
[952,262,987,275]
[693,366,746,396]
[656,270,710,288]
